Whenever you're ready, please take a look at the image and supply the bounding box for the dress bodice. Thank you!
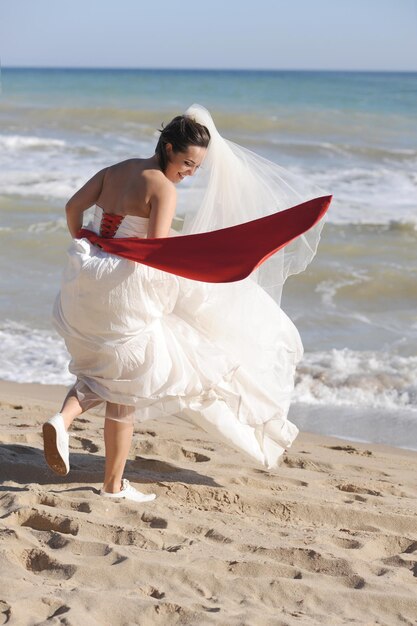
[88,205,149,238]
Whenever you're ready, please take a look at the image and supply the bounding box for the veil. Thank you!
[177,103,328,306]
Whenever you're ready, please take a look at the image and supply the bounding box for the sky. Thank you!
[1,0,417,71]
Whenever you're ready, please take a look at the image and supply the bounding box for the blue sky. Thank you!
[2,0,417,71]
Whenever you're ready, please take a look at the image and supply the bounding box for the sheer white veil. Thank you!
[177,104,328,306]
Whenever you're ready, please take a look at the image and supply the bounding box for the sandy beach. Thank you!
[0,381,416,626]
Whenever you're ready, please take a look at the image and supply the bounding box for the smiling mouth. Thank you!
[178,173,185,180]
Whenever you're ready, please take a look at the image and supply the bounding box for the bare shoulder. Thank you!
[105,158,139,174]
[144,167,174,189]
[145,169,176,200]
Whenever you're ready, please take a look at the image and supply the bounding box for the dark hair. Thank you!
[155,115,210,172]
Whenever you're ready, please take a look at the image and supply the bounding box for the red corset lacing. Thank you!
[99,212,125,238]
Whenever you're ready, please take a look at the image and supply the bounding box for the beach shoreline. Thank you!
[1,380,416,625]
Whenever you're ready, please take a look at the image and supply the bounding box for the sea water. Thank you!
[1,68,416,449]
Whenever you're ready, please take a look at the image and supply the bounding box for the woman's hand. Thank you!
[65,168,108,237]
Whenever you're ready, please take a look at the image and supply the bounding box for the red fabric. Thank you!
[99,211,124,238]
[77,195,332,283]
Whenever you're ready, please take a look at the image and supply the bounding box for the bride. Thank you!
[42,104,329,503]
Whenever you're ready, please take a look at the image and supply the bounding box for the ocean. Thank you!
[1,68,416,450]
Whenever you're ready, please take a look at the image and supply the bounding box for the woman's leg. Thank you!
[102,404,134,493]
[59,392,135,492]
[43,385,94,475]
[51,389,135,493]
[59,387,85,430]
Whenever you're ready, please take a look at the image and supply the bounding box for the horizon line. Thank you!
[3,65,417,74]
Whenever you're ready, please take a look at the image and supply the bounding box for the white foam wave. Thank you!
[1,321,416,417]
[295,348,417,411]
[1,128,416,227]
[28,218,67,234]
[0,132,154,201]
[271,138,417,161]
[308,165,417,226]
[0,321,74,385]
[0,170,92,200]
[0,135,67,151]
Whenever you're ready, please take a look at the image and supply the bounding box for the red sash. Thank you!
[77,195,332,283]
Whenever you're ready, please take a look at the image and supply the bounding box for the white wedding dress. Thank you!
[52,205,303,469]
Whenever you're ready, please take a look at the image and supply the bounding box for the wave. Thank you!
[0,173,78,200]
[315,269,371,308]
[2,167,416,229]
[0,321,74,385]
[262,138,417,164]
[27,218,67,234]
[3,129,416,167]
[1,321,416,417]
[294,348,417,411]
[0,121,416,227]
[0,131,154,200]
[0,135,67,151]
[0,133,101,155]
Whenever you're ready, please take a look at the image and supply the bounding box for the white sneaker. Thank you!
[100,478,156,503]
[42,413,70,476]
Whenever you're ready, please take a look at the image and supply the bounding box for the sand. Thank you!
[0,380,416,626]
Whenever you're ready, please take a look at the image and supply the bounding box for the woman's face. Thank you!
[164,143,206,184]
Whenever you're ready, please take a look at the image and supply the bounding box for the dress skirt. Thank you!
[52,235,303,470]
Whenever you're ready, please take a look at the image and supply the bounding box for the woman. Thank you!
[43,105,328,503]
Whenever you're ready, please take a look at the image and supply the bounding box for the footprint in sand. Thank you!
[335,483,383,497]
[164,544,184,553]
[0,601,11,626]
[329,536,363,550]
[282,456,330,472]
[140,585,166,599]
[325,444,373,456]
[47,532,113,557]
[343,495,368,503]
[136,429,157,437]
[362,535,417,559]
[48,605,71,619]
[20,548,76,580]
[404,541,417,554]
[70,436,99,453]
[204,528,232,544]
[138,441,211,464]
[141,511,168,529]
[94,525,160,549]
[19,508,80,535]
[0,528,18,541]
[181,448,210,462]
[381,554,417,577]
[262,545,365,588]
[39,494,92,513]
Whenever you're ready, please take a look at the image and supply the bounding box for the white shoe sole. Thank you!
[42,422,69,476]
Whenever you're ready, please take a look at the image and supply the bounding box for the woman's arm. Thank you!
[65,168,108,237]
[147,182,177,238]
